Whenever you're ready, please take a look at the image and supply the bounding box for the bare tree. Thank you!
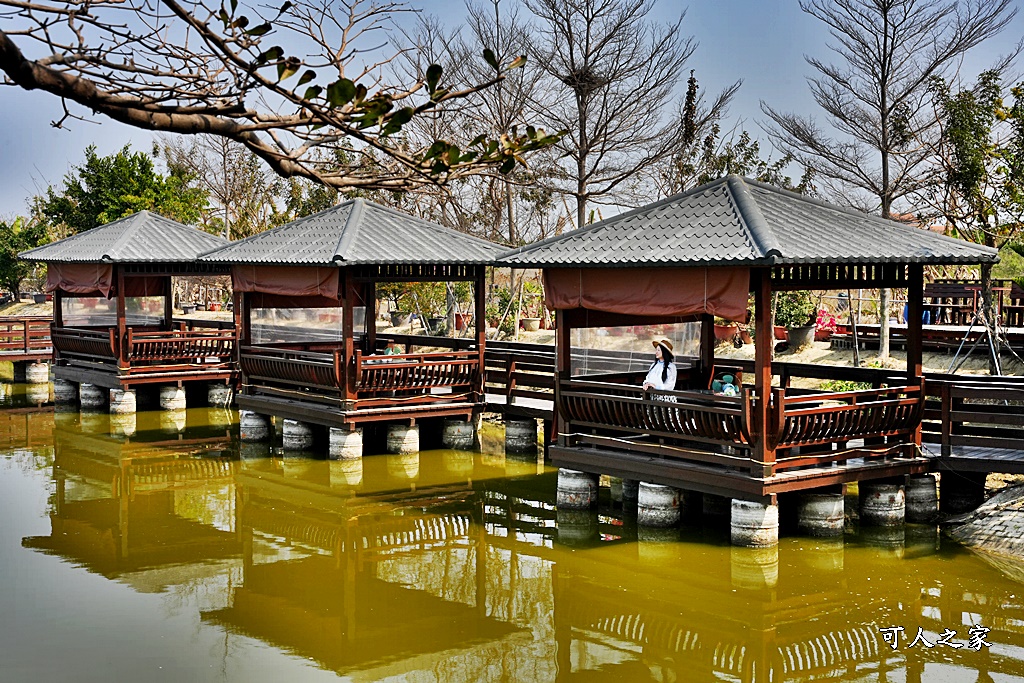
[524,0,702,230]
[0,0,558,192]
[762,0,1018,359]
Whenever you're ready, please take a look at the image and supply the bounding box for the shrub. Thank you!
[774,291,816,328]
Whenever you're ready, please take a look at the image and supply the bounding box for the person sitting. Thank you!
[643,339,677,400]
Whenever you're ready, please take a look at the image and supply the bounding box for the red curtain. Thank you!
[544,267,750,322]
[45,263,114,297]
[233,265,340,300]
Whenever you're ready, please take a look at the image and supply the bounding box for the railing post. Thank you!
[22,320,29,352]
[940,382,952,457]
[506,357,517,405]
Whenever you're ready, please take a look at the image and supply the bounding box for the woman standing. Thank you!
[643,339,677,396]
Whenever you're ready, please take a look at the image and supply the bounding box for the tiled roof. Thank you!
[19,211,228,263]
[498,175,999,267]
[199,198,504,265]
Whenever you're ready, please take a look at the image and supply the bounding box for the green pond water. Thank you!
[2,389,1024,682]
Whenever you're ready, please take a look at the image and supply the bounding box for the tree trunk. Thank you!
[979,260,1000,374]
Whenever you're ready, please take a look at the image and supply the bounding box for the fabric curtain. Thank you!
[123,275,169,297]
[232,265,340,300]
[45,263,114,297]
[543,266,750,322]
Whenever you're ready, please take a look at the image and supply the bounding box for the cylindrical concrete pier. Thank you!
[109,388,137,415]
[53,379,77,405]
[797,492,845,537]
[159,386,187,411]
[505,419,538,454]
[78,383,106,410]
[25,362,49,384]
[860,483,905,526]
[328,427,362,460]
[940,472,987,514]
[441,418,476,450]
[637,483,681,528]
[905,474,939,523]
[730,500,780,548]
[556,469,598,510]
[207,383,234,408]
[239,410,271,442]
[283,419,315,451]
[386,424,419,454]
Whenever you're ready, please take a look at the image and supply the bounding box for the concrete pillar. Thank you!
[239,410,271,442]
[505,419,538,454]
[905,474,939,523]
[637,483,681,528]
[330,459,364,488]
[731,546,779,589]
[860,483,905,526]
[108,388,137,415]
[441,418,476,450]
[328,427,362,460]
[207,383,234,407]
[387,452,420,481]
[556,508,598,546]
[797,492,845,537]
[730,500,780,548]
[25,383,50,405]
[159,386,187,411]
[160,409,187,434]
[25,362,49,384]
[109,413,137,438]
[78,383,106,410]
[556,469,598,510]
[282,419,314,451]
[386,424,419,454]
[53,380,77,406]
[939,472,987,515]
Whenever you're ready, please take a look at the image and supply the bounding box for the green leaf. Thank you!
[231,15,249,29]
[354,84,367,103]
[382,107,414,135]
[245,22,272,37]
[469,134,487,147]
[278,1,293,15]
[230,0,237,12]
[218,8,231,26]
[277,56,301,81]
[507,55,527,70]
[326,79,356,107]
[425,64,443,95]
[303,85,322,100]
[499,157,516,174]
[423,141,447,161]
[297,70,316,86]
[482,48,499,70]
[256,46,283,65]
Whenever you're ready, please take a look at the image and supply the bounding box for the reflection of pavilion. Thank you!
[22,418,240,587]
[203,458,526,678]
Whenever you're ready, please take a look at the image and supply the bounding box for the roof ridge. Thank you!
[725,175,782,261]
[102,211,149,261]
[333,198,364,262]
[499,176,733,260]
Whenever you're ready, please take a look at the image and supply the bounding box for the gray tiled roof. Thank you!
[199,198,504,265]
[19,211,228,263]
[498,175,999,267]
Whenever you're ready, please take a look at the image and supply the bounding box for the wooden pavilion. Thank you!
[19,211,236,390]
[499,175,999,504]
[198,198,503,432]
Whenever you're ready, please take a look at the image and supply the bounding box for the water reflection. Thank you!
[3,406,1024,682]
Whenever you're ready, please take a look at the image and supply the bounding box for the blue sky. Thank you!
[1,0,1021,217]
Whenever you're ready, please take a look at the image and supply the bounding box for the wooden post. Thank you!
[752,269,775,477]
[365,281,377,353]
[555,308,571,446]
[342,269,356,401]
[475,268,486,402]
[699,313,715,388]
[233,291,249,346]
[906,264,924,382]
[53,290,63,328]
[163,276,174,330]
[116,265,127,369]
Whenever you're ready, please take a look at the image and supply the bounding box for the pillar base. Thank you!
[283,419,315,451]
[159,386,187,411]
[207,383,234,408]
[731,500,780,547]
[906,474,939,523]
[328,427,362,459]
[797,492,845,537]
[505,419,538,454]
[25,362,49,384]
[860,483,906,526]
[441,418,476,450]
[53,379,77,405]
[556,469,598,510]
[637,482,681,528]
[78,383,106,410]
[109,388,137,415]
[239,410,271,442]
[386,424,419,454]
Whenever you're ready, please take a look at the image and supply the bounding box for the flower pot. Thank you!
[208,302,222,312]
[739,329,753,345]
[390,311,412,327]
[787,325,817,349]
[454,313,469,331]
[32,293,46,304]
[814,327,832,342]
[774,325,789,341]
[521,317,541,332]
[714,324,738,342]
[182,304,196,315]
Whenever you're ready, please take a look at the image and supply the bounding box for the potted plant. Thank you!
[774,291,817,348]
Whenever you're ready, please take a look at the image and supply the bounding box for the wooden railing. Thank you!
[922,377,1024,456]
[352,349,479,394]
[0,317,52,354]
[240,345,342,398]
[52,326,117,360]
[125,328,235,363]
